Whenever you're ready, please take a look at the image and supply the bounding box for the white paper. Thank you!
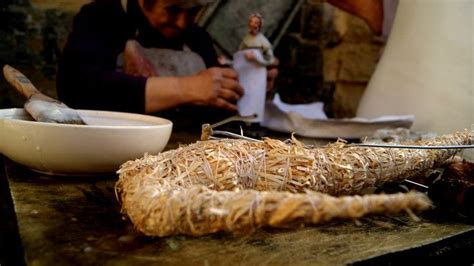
[233,50,267,122]
[262,94,414,139]
[272,94,327,120]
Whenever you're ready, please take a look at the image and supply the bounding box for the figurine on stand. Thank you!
[239,13,276,66]
[231,13,276,137]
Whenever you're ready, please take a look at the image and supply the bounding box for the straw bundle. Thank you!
[116,130,472,237]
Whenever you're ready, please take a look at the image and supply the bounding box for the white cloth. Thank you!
[117,47,206,77]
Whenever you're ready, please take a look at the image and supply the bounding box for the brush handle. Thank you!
[3,64,41,99]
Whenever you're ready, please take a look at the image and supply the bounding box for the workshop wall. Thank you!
[0,0,383,118]
[276,0,384,118]
[0,0,89,108]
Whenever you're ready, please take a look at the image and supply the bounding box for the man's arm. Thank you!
[144,68,243,113]
[57,1,148,113]
[59,3,244,114]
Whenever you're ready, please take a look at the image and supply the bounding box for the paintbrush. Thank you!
[3,65,86,125]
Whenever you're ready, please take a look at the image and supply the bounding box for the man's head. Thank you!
[139,0,215,38]
[248,13,264,36]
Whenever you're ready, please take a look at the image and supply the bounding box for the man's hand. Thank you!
[183,67,244,111]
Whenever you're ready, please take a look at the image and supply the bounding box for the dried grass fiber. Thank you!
[116,130,472,237]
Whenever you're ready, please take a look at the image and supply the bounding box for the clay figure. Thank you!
[239,13,275,66]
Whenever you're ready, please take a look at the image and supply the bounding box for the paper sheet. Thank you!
[272,94,327,120]
[263,94,414,139]
[233,50,267,122]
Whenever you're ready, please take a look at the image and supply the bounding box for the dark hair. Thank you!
[143,0,159,10]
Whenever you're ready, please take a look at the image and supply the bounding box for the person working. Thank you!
[57,0,277,128]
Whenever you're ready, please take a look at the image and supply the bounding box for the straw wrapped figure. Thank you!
[116,130,473,237]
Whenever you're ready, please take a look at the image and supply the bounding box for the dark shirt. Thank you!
[57,0,227,129]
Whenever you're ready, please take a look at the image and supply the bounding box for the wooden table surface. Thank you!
[1,132,474,265]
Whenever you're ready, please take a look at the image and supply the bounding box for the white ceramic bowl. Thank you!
[0,108,172,176]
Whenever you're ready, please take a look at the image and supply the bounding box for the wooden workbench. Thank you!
[1,132,474,265]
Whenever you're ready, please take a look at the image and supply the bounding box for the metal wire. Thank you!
[211,130,262,142]
[206,117,473,151]
[351,144,474,150]
[209,114,257,129]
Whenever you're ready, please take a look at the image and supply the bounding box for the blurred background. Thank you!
[0,0,385,118]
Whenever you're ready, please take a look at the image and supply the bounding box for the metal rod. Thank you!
[209,114,257,129]
[211,130,262,142]
[404,179,430,190]
[352,144,474,150]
